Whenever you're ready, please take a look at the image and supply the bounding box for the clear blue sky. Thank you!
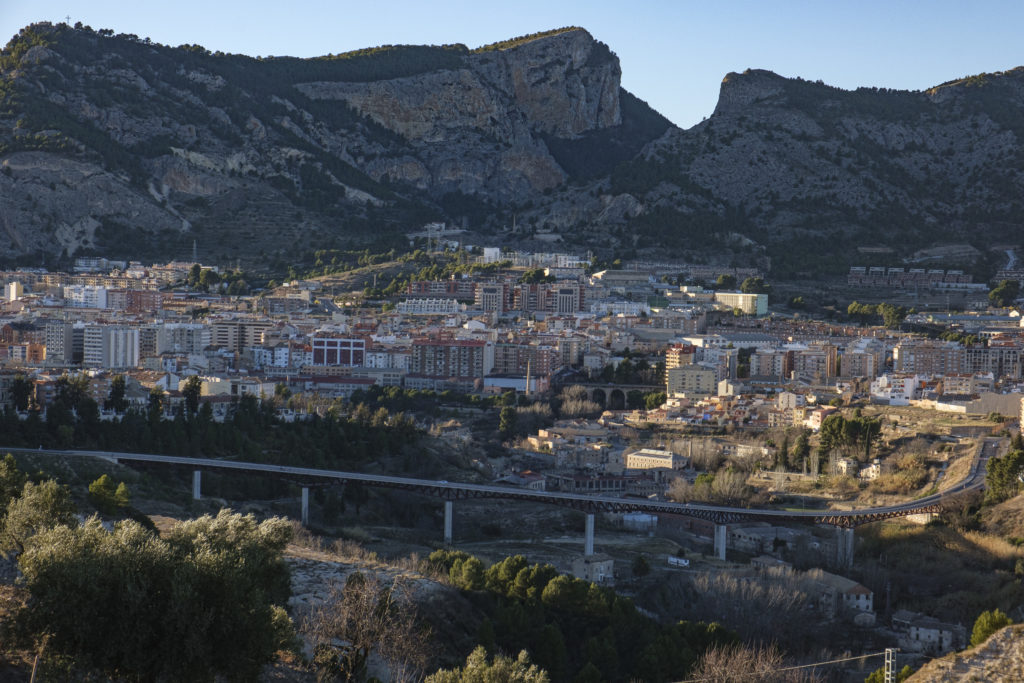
[3,0,1022,128]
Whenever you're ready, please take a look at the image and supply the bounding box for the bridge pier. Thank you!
[714,524,727,561]
[836,527,855,569]
[301,487,309,527]
[192,470,202,500]
[444,500,453,546]
[584,513,595,556]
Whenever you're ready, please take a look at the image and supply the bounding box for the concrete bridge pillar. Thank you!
[192,470,202,500]
[836,527,855,568]
[444,500,453,546]
[714,524,727,561]
[301,487,309,527]
[584,513,595,556]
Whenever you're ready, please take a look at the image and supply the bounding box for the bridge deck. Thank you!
[3,443,994,529]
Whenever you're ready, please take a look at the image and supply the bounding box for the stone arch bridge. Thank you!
[574,383,663,410]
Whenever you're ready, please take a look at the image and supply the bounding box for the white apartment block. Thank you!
[6,281,23,301]
[625,448,688,470]
[364,348,410,370]
[714,291,768,316]
[64,285,108,309]
[396,298,462,315]
[590,300,651,316]
[250,342,309,369]
[83,325,140,369]
[870,373,924,405]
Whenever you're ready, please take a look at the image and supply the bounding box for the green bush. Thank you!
[971,608,1013,647]
[87,474,130,514]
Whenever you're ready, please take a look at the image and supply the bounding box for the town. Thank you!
[2,237,1022,674]
[7,7,1024,679]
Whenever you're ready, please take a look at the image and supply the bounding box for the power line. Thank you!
[675,649,891,682]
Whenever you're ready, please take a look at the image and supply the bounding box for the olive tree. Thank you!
[12,510,296,681]
[1,479,77,555]
[0,453,28,510]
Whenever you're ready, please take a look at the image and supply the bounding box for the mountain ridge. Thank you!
[2,22,1023,277]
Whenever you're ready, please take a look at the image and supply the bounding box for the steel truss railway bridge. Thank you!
[4,440,996,568]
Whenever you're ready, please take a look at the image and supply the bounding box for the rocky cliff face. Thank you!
[2,22,1024,274]
[295,28,620,198]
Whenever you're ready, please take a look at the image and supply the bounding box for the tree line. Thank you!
[2,374,422,476]
[426,549,737,682]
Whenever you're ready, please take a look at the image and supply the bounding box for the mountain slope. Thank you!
[0,23,666,266]
[582,68,1024,275]
[2,22,1024,277]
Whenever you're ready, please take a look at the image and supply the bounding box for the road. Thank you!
[3,438,997,527]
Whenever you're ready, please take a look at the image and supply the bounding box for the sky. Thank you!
[2,0,1023,128]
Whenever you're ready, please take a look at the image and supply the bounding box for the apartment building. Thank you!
[894,340,1022,379]
[790,343,838,382]
[475,283,509,313]
[407,280,476,300]
[82,325,140,369]
[106,289,163,313]
[750,348,789,378]
[665,344,697,372]
[396,298,462,315]
[714,291,768,316]
[842,338,886,379]
[364,345,411,371]
[625,448,688,471]
[511,282,584,314]
[408,337,494,390]
[44,322,75,364]
[209,318,275,353]
[156,323,212,355]
[310,333,365,367]
[64,285,107,309]
[666,364,717,398]
[870,373,925,404]
[492,341,563,376]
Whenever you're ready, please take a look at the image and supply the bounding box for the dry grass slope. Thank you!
[909,624,1024,682]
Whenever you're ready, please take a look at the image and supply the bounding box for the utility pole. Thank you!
[884,648,898,683]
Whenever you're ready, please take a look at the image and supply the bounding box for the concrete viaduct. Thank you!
[4,439,995,568]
